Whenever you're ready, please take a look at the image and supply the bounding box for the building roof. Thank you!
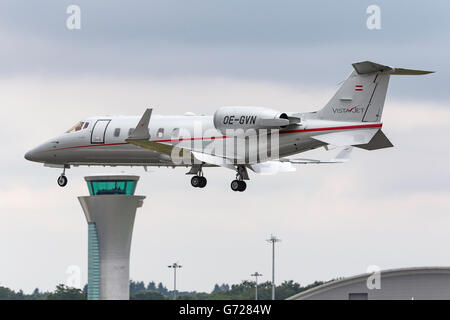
[84,174,140,181]
[287,266,450,300]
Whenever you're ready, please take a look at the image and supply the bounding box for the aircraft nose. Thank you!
[24,150,32,161]
[25,143,50,162]
[24,148,37,161]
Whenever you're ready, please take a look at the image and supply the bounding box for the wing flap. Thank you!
[248,161,296,175]
[191,151,235,170]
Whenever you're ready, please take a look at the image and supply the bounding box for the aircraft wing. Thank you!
[127,138,187,156]
[190,151,235,170]
[126,109,238,168]
[280,146,353,164]
[128,137,237,171]
[248,161,296,175]
[126,108,192,160]
[249,147,353,175]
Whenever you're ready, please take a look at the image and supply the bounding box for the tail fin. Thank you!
[317,61,433,122]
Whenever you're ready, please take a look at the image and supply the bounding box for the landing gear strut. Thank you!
[189,165,207,189]
[231,165,248,192]
[57,167,68,187]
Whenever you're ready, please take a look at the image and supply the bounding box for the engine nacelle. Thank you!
[213,106,290,132]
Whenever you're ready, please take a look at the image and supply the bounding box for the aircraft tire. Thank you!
[199,177,207,188]
[231,180,240,191]
[191,176,201,188]
[238,181,246,192]
[57,175,68,187]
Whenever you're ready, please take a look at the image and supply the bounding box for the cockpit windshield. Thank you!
[66,121,89,133]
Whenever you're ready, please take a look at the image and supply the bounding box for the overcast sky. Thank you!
[1,1,449,294]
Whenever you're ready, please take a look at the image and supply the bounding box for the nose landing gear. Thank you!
[57,175,68,187]
[57,166,69,187]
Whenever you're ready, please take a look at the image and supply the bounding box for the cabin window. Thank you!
[128,128,134,136]
[114,128,121,137]
[172,128,180,138]
[157,128,164,139]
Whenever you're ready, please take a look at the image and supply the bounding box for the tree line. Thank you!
[0,279,325,300]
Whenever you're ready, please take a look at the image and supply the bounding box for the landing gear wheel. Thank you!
[199,176,207,188]
[191,176,207,188]
[231,180,240,191]
[231,180,246,192]
[191,176,201,188]
[57,175,68,187]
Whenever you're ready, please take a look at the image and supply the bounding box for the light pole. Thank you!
[168,262,182,300]
[251,272,263,300]
[266,235,281,300]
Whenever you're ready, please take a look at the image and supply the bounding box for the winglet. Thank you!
[127,108,152,140]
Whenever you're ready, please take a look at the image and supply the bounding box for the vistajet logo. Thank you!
[332,106,365,114]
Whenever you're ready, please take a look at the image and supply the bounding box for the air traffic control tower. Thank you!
[78,175,145,300]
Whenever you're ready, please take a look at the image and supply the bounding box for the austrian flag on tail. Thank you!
[355,85,363,91]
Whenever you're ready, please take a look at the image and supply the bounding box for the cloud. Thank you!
[0,1,448,101]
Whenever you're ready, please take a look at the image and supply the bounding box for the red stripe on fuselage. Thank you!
[47,123,382,152]
[280,123,382,134]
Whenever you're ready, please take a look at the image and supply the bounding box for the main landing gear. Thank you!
[189,165,207,189]
[230,179,246,192]
[191,175,207,188]
[230,165,248,192]
[57,167,68,187]
[187,164,249,192]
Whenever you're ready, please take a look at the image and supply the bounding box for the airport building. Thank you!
[78,175,145,300]
[287,267,450,300]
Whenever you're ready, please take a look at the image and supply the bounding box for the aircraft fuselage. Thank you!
[25,114,381,167]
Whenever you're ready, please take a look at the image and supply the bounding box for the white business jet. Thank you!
[25,61,432,191]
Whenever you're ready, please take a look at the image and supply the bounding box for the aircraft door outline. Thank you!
[91,119,111,144]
